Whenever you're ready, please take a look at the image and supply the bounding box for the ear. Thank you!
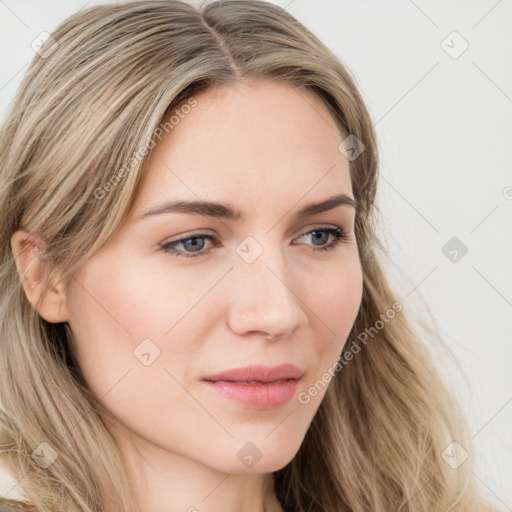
[11,230,71,323]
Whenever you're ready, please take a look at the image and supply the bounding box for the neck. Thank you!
[113,429,284,512]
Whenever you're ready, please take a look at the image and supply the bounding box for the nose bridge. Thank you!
[226,235,306,339]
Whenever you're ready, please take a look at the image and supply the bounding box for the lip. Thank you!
[201,364,304,409]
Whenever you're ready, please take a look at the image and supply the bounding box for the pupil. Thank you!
[185,238,203,252]
[312,231,327,245]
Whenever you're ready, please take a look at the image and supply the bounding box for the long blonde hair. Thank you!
[0,1,498,511]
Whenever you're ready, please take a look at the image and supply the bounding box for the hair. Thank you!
[0,1,499,511]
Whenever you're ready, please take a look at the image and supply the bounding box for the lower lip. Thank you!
[202,379,300,409]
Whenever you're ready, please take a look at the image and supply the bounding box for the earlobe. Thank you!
[10,230,71,324]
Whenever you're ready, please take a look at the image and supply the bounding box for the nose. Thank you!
[226,244,308,341]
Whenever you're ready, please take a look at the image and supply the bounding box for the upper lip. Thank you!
[202,364,304,383]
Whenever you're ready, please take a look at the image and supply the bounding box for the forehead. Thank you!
[132,78,352,217]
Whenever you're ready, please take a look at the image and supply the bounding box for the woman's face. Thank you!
[64,78,363,474]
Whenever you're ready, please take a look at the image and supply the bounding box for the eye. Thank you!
[294,227,349,253]
[159,233,218,259]
[159,226,350,259]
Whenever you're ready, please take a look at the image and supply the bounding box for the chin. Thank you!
[213,434,304,475]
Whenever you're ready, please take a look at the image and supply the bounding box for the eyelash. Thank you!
[158,227,350,259]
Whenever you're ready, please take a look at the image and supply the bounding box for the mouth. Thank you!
[211,379,292,385]
[201,364,304,409]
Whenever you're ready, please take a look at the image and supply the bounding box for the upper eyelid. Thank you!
[164,223,347,242]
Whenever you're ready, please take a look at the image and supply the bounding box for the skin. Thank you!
[12,78,363,512]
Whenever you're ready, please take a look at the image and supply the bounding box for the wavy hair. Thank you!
[0,1,498,511]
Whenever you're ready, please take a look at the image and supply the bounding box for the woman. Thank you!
[0,1,499,511]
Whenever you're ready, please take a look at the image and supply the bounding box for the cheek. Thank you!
[298,256,362,405]
[65,254,224,392]
[65,257,164,392]
[306,253,363,352]
[294,256,362,412]
[70,253,214,340]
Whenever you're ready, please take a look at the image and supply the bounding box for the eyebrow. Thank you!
[140,193,357,221]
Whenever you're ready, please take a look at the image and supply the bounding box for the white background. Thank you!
[1,0,511,509]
